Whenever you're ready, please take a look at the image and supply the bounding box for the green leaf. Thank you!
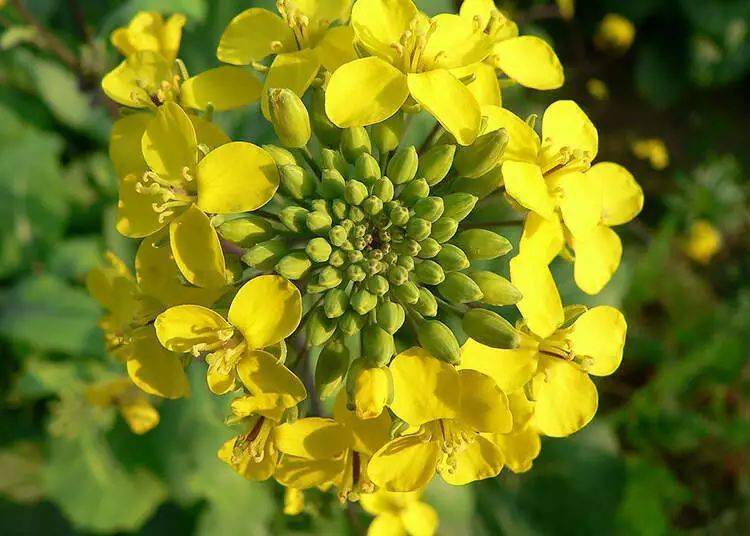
[9,356,86,402]
[124,0,208,22]
[48,237,103,282]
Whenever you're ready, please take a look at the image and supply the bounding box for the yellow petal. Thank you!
[407,70,481,146]
[586,162,644,226]
[169,205,228,289]
[260,49,321,119]
[402,501,439,536]
[116,174,168,238]
[217,8,295,64]
[507,390,535,431]
[326,57,409,127]
[502,161,556,219]
[154,304,233,353]
[353,367,390,419]
[465,63,501,107]
[124,326,190,399]
[120,397,160,435]
[102,51,173,108]
[274,418,349,459]
[459,0,517,35]
[217,434,278,481]
[509,253,563,339]
[230,393,289,420]
[333,391,391,456]
[190,114,230,150]
[440,435,504,485]
[229,275,302,349]
[492,36,564,90]
[314,25,357,72]
[569,306,626,376]
[275,454,346,489]
[368,513,408,536]
[236,350,306,406]
[295,0,353,22]
[572,225,622,295]
[360,488,423,515]
[369,434,440,492]
[519,212,564,265]
[351,0,418,62]
[207,368,237,395]
[110,113,149,178]
[161,13,186,61]
[389,347,460,426]
[558,171,602,236]
[196,142,279,213]
[482,105,539,162]
[142,101,197,183]
[531,356,598,437]
[460,338,538,394]
[181,66,262,111]
[490,428,541,473]
[423,14,491,70]
[457,370,512,433]
[542,100,598,161]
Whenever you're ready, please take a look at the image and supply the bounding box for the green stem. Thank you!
[418,121,445,155]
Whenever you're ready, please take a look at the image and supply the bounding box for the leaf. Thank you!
[48,237,103,282]
[123,0,208,22]
[8,356,86,402]
[0,442,45,504]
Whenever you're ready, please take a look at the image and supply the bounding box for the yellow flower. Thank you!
[275,391,391,500]
[360,488,438,536]
[217,0,356,118]
[325,0,492,145]
[116,102,279,287]
[111,11,186,62]
[283,488,305,515]
[595,14,635,53]
[631,138,669,170]
[86,377,160,435]
[683,220,722,264]
[586,78,609,100]
[367,348,512,492]
[556,0,575,21]
[461,305,627,438]
[155,275,303,396]
[486,100,643,295]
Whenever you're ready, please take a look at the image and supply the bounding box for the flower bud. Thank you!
[306,211,333,235]
[217,215,275,247]
[392,280,420,304]
[242,238,287,270]
[367,274,390,296]
[362,195,384,216]
[276,251,312,280]
[319,168,346,199]
[387,146,418,184]
[438,272,483,303]
[453,230,512,260]
[406,217,432,241]
[341,126,371,162]
[324,288,349,318]
[346,264,367,282]
[418,144,456,185]
[389,205,410,226]
[350,289,377,315]
[310,87,341,148]
[329,225,349,247]
[469,271,522,306]
[454,128,508,178]
[442,193,478,222]
[328,249,347,267]
[280,206,309,233]
[307,308,337,346]
[321,148,348,175]
[413,197,444,222]
[339,310,366,336]
[373,177,395,202]
[263,144,298,166]
[417,320,460,365]
[388,265,409,286]
[393,238,421,257]
[454,166,503,199]
[317,266,343,288]
[331,199,348,220]
[344,180,369,206]
[414,287,438,317]
[348,250,364,263]
[349,365,392,419]
[372,113,404,153]
[349,205,366,223]
[362,325,396,367]
[314,338,349,399]
[397,255,415,271]
[354,153,381,184]
[431,217,459,243]
[306,237,332,263]
[268,88,311,148]
[279,164,317,200]
[399,178,429,206]
[414,260,445,286]
[418,238,441,259]
[436,244,469,272]
[462,309,520,349]
[376,301,405,334]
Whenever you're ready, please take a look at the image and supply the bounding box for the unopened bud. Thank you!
[397,255,415,271]
[276,251,312,280]
[328,249,347,267]
[339,310,366,336]
[414,287,438,317]
[436,244,470,272]
[331,199,348,220]
[341,126,371,162]
[307,308,337,346]
[306,237,332,263]
[321,148,348,175]
[372,113,404,153]
[318,266,343,288]
[217,215,275,247]
[306,211,333,235]
[418,320,460,365]
[394,238,421,257]
[279,165,316,200]
[431,217,459,243]
[389,205,410,226]
[344,180,369,206]
[414,260,445,286]
[362,196,384,216]
[349,205,366,222]
[387,146,418,184]
[351,289,377,315]
[329,225,349,247]
[319,168,346,199]
[442,193,478,222]
[367,275,390,296]
[268,88,311,148]
[418,238,441,259]
[373,177,395,202]
[242,238,287,270]
[453,230,512,260]
[438,272,483,303]
[280,206,309,233]
[406,218,432,241]
[454,128,508,178]
[354,153,381,184]
[414,197,444,222]
[388,265,409,286]
[263,144,297,166]
[462,309,520,349]
[419,144,456,186]
[362,325,396,367]
[454,166,503,199]
[346,264,367,282]
[376,301,405,334]
[315,338,349,399]
[310,87,341,148]
[469,271,522,306]
[399,178,429,206]
[392,280,420,304]
[324,288,349,318]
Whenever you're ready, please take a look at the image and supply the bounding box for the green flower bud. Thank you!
[217,215,275,247]
[349,205,366,223]
[310,87,341,148]
[392,280,420,304]
[339,310,366,336]
[242,238,287,270]
[318,266,343,288]
[268,88,311,148]
[387,146,418,184]
[372,113,404,153]
[367,275,390,296]
[394,239,421,257]
[414,287,438,317]
[438,272,483,303]
[397,255,415,271]
[418,144,456,186]
[431,217,459,243]
[329,225,349,247]
[279,164,316,200]
[414,197,444,222]
[348,250,364,263]
[306,211,333,235]
[319,168,346,199]
[331,199,348,220]
[373,177,395,202]
[462,309,520,349]
[436,244,470,272]
[454,166,503,199]
[354,153,381,184]
[418,238,441,259]
[442,193,478,222]
[280,206,309,233]
[453,230,512,260]
[344,180,369,206]
[469,271,522,306]
[324,288,349,318]
[389,205,410,226]
[362,325,396,367]
[315,338,349,399]
[399,178,429,206]
[347,264,367,282]
[376,301,405,334]
[341,126,371,162]
[310,199,330,214]
[306,237,332,263]
[276,251,312,280]
[321,148,349,176]
[263,144,298,166]
[345,358,367,403]
[417,320,460,365]
[454,128,508,178]
[307,308,337,346]
[406,217,432,241]
[328,249,347,267]
[414,260,445,286]
[362,196,384,216]
[388,264,409,286]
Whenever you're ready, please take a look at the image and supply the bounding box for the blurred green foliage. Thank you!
[1,0,749,534]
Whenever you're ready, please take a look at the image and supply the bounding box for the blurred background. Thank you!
[1,0,749,534]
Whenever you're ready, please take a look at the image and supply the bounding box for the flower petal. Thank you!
[351,0,418,62]
[423,14,491,70]
[490,428,541,473]
[402,501,439,536]
[236,350,307,405]
[482,105,539,162]
[102,51,173,108]
[510,253,563,339]
[154,304,233,353]
[440,435,504,485]
[295,0,353,22]
[333,391,391,456]
[261,49,321,119]
[275,454,346,489]
[116,174,168,238]
[217,8,295,64]
[457,369,513,433]
[196,142,279,213]
[407,70,481,146]
[142,101,197,183]
[369,434,440,492]
[465,63,501,107]
[124,326,190,399]
[326,57,409,127]
[542,100,598,161]
[519,212,564,265]
[558,171,602,237]
[228,275,302,349]
[353,366,390,419]
[181,66,262,111]
[460,338,538,394]
[110,113,149,178]
[314,25,357,72]
[572,225,622,295]
[570,306,626,376]
[587,162,644,226]
[368,513,408,536]
[169,205,228,289]
[492,36,564,90]
[502,161,556,219]
[218,434,278,481]
[274,417,350,459]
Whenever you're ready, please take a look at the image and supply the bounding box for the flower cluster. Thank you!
[91,0,643,526]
